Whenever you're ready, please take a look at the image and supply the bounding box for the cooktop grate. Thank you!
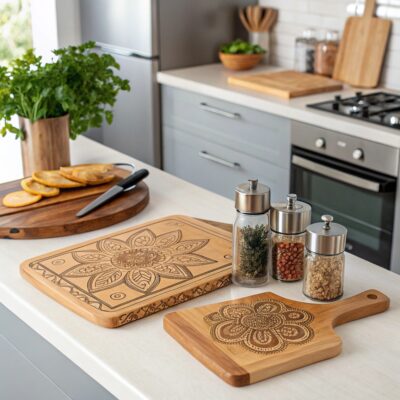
[307,92,400,130]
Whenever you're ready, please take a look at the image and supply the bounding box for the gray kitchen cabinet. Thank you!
[0,336,71,400]
[0,304,115,400]
[162,86,291,200]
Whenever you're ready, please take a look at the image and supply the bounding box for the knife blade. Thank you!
[76,169,149,218]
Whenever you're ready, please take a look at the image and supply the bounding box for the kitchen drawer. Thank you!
[163,125,290,201]
[162,86,291,168]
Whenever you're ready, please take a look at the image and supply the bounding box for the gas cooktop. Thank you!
[307,91,400,130]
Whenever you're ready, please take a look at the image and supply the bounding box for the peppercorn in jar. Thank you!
[270,194,311,282]
[303,215,347,301]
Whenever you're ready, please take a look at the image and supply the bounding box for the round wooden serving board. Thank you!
[0,181,149,239]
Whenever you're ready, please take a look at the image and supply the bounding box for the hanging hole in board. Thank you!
[367,294,378,300]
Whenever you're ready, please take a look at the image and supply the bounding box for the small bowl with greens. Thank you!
[219,39,266,71]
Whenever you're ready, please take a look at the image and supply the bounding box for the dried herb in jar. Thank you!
[232,179,270,287]
[239,224,269,279]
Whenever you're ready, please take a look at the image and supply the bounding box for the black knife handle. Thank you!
[117,169,149,190]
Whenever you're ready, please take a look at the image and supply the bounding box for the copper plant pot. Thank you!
[19,114,71,176]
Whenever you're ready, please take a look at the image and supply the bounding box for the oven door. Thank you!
[291,146,397,269]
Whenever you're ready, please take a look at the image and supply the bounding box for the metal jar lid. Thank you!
[235,179,270,214]
[271,194,311,234]
[306,215,347,255]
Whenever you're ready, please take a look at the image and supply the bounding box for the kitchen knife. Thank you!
[76,169,149,218]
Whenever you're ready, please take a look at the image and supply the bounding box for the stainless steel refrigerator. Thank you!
[80,0,253,167]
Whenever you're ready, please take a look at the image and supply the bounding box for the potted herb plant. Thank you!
[0,41,130,176]
[219,39,265,71]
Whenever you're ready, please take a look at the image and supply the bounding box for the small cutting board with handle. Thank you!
[333,0,391,88]
[164,289,389,386]
[228,70,343,99]
[21,216,232,328]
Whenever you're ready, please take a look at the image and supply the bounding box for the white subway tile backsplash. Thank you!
[381,67,400,90]
[388,34,400,50]
[261,0,309,12]
[307,1,348,17]
[259,0,400,89]
[390,19,400,33]
[270,32,296,47]
[274,22,309,35]
[386,50,400,68]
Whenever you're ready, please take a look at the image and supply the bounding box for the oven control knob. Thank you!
[352,148,364,160]
[315,138,326,149]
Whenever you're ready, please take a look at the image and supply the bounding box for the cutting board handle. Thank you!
[324,289,389,326]
[363,0,376,18]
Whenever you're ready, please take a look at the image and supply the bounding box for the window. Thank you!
[0,0,32,66]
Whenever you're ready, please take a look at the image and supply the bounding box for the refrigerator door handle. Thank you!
[95,42,158,60]
[95,42,134,56]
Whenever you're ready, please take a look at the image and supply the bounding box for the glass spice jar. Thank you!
[314,30,339,77]
[232,179,270,287]
[303,215,347,301]
[294,28,317,73]
[271,194,311,282]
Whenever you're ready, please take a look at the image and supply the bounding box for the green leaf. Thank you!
[105,110,113,124]
[220,39,266,55]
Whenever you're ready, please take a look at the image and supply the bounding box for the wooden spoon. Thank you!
[239,8,252,32]
[246,5,256,31]
[245,5,252,27]
[266,9,278,31]
[259,9,270,31]
[253,5,262,31]
[260,9,278,32]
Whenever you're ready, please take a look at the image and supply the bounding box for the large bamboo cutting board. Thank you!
[164,290,389,386]
[20,216,233,328]
[333,0,391,88]
[228,70,343,99]
[0,167,149,239]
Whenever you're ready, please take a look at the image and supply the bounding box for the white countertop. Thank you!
[157,63,400,149]
[1,136,400,400]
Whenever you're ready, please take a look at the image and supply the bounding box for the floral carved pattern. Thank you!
[62,229,217,294]
[204,299,314,354]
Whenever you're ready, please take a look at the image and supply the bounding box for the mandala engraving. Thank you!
[61,229,217,294]
[204,298,314,354]
[28,262,231,326]
[118,275,231,326]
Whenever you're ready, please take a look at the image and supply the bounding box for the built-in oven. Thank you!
[290,121,399,269]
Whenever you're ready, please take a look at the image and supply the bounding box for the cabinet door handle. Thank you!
[198,151,240,169]
[199,102,240,119]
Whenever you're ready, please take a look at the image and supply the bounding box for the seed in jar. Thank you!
[303,256,344,300]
